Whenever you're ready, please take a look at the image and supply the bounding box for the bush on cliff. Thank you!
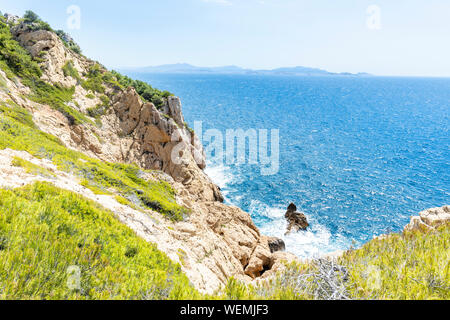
[0,19,41,79]
[0,182,199,299]
[111,70,172,109]
[23,10,39,23]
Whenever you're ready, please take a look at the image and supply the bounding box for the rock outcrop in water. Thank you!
[285,203,309,235]
[0,16,300,293]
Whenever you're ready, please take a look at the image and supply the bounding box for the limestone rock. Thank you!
[260,252,299,279]
[267,237,286,253]
[285,203,309,235]
[244,236,273,278]
[404,205,450,232]
[11,21,90,87]
[111,87,222,202]
[4,13,20,25]
[167,96,185,127]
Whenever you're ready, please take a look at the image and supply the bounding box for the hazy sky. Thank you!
[1,0,449,77]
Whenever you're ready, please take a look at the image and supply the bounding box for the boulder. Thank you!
[267,237,286,253]
[285,203,309,235]
[244,237,272,279]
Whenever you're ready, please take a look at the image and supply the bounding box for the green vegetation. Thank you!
[220,225,449,300]
[0,100,189,221]
[0,19,88,125]
[19,11,51,32]
[81,63,105,94]
[55,30,82,55]
[11,156,55,178]
[0,182,199,299]
[23,10,39,23]
[341,225,449,299]
[1,15,172,125]
[86,95,110,119]
[0,19,42,80]
[111,70,172,109]
[0,100,35,128]
[25,79,91,125]
[62,60,81,82]
[81,66,175,111]
[19,11,81,54]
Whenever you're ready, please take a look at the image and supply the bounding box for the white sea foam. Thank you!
[204,163,233,189]
[205,166,350,258]
[248,200,350,258]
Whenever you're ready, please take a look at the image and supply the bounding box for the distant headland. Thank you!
[119,63,372,77]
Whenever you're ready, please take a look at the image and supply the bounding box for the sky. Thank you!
[1,0,450,77]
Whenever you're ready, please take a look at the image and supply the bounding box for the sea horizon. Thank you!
[126,72,450,258]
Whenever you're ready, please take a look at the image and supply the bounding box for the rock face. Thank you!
[4,13,20,25]
[404,205,450,232]
[0,20,299,293]
[111,88,221,202]
[285,203,309,235]
[267,237,286,253]
[11,23,90,87]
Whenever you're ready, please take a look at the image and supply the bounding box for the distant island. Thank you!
[119,63,372,77]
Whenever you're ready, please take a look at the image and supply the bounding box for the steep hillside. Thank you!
[0,12,295,294]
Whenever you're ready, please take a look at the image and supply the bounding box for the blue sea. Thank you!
[128,73,450,258]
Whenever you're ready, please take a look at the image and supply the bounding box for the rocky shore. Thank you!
[0,15,297,293]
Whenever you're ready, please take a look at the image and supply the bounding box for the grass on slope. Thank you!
[220,225,449,300]
[341,225,449,300]
[0,182,199,300]
[11,156,55,178]
[0,99,189,221]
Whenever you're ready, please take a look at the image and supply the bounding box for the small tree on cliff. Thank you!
[23,10,39,23]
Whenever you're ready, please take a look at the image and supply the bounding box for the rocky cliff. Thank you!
[0,15,295,293]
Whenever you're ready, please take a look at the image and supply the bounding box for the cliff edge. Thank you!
[0,14,294,293]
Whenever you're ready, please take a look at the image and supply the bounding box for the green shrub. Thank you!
[111,70,173,109]
[62,60,81,82]
[86,95,110,119]
[0,21,89,125]
[0,182,199,299]
[11,156,55,178]
[0,20,42,79]
[22,11,53,32]
[340,225,449,300]
[55,30,82,55]
[24,78,89,125]
[0,100,35,128]
[23,10,39,23]
[81,64,105,94]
